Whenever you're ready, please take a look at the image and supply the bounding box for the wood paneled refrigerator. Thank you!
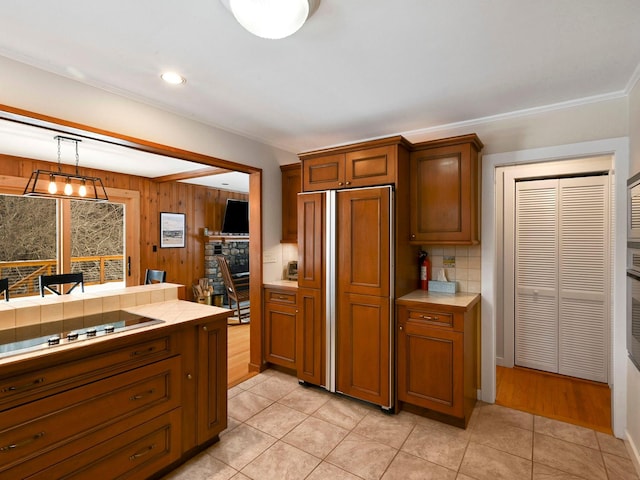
[298,186,393,409]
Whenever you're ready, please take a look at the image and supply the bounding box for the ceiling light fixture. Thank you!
[161,71,186,85]
[221,0,319,39]
[23,136,109,202]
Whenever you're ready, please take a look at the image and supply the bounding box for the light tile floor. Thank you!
[163,369,639,480]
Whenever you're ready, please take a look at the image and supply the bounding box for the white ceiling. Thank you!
[0,0,639,192]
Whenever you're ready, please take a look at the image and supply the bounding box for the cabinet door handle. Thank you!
[130,346,155,357]
[1,377,45,393]
[399,325,403,331]
[130,389,155,401]
[345,181,351,185]
[338,182,343,186]
[129,444,156,461]
[203,326,208,331]
[0,431,45,452]
[411,234,416,239]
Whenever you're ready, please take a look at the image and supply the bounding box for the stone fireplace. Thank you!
[204,239,249,304]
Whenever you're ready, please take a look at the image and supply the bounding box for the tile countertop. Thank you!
[263,280,298,290]
[0,300,232,367]
[396,290,480,310]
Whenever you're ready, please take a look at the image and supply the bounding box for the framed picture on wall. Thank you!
[160,212,186,248]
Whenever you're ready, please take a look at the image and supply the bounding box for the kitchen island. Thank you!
[0,286,231,479]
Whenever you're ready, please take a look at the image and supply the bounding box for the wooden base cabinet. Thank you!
[264,287,298,370]
[396,297,479,427]
[297,287,324,386]
[0,313,229,479]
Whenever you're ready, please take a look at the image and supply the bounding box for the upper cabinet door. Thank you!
[298,192,325,290]
[281,164,301,243]
[302,154,345,191]
[337,187,391,298]
[409,135,482,245]
[345,146,396,188]
[299,138,407,192]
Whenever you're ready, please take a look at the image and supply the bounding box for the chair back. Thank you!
[39,273,85,296]
[0,278,8,301]
[145,269,167,284]
[216,257,237,296]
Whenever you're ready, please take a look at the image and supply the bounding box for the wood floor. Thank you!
[228,323,253,387]
[496,365,612,434]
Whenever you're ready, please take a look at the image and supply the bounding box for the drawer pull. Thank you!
[1,377,45,393]
[130,388,155,401]
[420,315,437,321]
[278,296,286,299]
[0,431,45,452]
[129,443,156,461]
[130,346,156,357]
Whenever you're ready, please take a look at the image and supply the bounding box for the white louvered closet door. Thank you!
[515,180,559,373]
[558,177,609,382]
[515,176,609,382]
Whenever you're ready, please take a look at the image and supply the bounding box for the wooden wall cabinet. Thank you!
[409,134,483,245]
[300,137,410,192]
[281,164,301,243]
[396,297,479,427]
[264,287,298,369]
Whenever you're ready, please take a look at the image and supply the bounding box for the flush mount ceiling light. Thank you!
[161,71,186,85]
[220,0,319,39]
[23,135,109,202]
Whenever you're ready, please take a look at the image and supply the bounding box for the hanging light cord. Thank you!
[75,139,80,175]
[56,136,63,173]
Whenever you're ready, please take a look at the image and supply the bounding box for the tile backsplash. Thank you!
[423,246,481,294]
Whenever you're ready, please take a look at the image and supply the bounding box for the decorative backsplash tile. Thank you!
[424,246,481,294]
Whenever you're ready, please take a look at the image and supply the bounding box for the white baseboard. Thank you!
[626,430,640,477]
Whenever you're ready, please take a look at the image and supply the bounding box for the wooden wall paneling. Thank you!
[0,155,249,302]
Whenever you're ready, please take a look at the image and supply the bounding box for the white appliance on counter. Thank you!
[298,186,394,409]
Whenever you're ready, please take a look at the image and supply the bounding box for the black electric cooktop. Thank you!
[0,310,164,359]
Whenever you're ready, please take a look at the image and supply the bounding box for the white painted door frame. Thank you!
[480,137,628,438]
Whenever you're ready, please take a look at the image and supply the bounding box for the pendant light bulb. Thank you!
[78,181,87,197]
[64,179,73,196]
[48,175,57,194]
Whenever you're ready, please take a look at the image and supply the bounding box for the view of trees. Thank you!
[0,195,124,295]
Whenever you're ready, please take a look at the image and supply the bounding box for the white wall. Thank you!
[0,56,298,282]
[627,74,640,469]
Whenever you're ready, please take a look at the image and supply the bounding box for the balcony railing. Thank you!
[0,255,124,298]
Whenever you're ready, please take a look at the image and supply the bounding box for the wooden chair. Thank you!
[39,272,84,296]
[144,269,167,284]
[216,256,250,324]
[0,278,8,301]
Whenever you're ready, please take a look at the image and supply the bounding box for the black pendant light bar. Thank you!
[23,136,109,202]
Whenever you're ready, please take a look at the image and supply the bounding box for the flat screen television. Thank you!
[221,199,249,235]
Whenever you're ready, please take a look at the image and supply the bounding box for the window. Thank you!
[0,194,127,298]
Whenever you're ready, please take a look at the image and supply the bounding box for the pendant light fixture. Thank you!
[220,0,319,39]
[23,135,109,202]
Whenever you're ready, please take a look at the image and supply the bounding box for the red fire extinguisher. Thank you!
[419,250,431,290]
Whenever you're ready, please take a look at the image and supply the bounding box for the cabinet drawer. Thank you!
[0,357,181,472]
[407,308,455,329]
[0,335,172,410]
[265,288,297,305]
[25,409,182,480]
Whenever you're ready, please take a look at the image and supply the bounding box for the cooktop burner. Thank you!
[0,310,164,359]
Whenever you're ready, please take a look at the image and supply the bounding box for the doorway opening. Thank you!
[496,155,614,432]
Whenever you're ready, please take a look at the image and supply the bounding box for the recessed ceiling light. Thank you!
[161,72,186,85]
